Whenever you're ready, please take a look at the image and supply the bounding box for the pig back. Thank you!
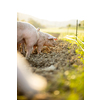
[17,22,39,45]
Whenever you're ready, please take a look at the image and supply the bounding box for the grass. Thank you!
[41,27,84,41]
[41,27,84,34]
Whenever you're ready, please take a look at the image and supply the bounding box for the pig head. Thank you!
[35,29,57,54]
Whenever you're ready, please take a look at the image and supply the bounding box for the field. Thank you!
[41,27,84,42]
[17,27,84,100]
[41,27,84,49]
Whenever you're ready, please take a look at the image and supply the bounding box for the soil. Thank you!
[18,39,84,100]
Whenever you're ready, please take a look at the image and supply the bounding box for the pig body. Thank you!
[34,30,57,54]
[17,22,39,58]
[17,51,47,98]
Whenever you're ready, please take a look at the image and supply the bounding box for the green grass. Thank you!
[68,26,84,30]
[46,68,84,100]
[58,32,84,42]
[41,27,84,41]
[41,27,83,34]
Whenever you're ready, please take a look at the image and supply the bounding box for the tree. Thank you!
[79,20,84,27]
[67,24,71,27]
[78,23,81,27]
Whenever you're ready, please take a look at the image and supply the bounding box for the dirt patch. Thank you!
[21,40,83,82]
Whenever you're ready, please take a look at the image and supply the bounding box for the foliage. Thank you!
[41,27,84,35]
[67,24,71,27]
[79,20,84,27]
[41,27,84,50]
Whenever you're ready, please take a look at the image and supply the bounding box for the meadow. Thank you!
[41,26,84,49]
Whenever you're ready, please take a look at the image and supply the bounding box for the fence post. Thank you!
[76,20,78,41]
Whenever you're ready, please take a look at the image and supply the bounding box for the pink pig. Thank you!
[33,28,57,54]
[17,21,39,58]
[17,22,57,58]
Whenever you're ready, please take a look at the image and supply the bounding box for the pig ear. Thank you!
[48,36,54,39]
[48,36,57,40]
[37,28,40,32]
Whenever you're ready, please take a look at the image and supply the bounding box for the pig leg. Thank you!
[32,46,37,54]
[37,44,43,54]
[47,46,51,51]
[26,45,33,59]
[23,38,32,58]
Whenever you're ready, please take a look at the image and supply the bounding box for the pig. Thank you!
[17,21,39,58]
[33,28,57,54]
[17,51,47,99]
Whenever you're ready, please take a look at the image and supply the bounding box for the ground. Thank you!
[17,38,84,100]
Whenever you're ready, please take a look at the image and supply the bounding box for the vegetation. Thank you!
[79,20,84,27]
[46,67,84,100]
[41,26,84,42]
[67,24,71,27]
